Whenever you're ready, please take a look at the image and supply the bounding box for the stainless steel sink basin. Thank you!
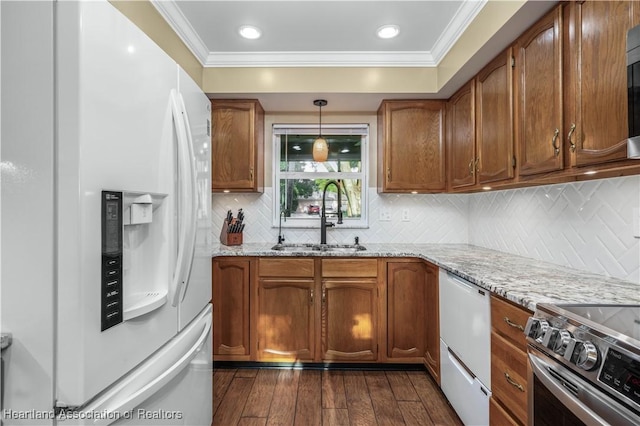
[270,243,366,253]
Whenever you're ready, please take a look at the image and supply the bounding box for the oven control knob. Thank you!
[576,341,599,371]
[541,327,559,348]
[552,329,572,356]
[524,318,549,342]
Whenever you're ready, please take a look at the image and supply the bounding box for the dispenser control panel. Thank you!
[101,191,123,331]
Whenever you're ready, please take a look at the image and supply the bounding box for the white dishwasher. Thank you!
[439,269,491,426]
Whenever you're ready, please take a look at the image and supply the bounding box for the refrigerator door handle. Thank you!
[169,90,196,307]
[172,92,198,307]
[75,306,212,425]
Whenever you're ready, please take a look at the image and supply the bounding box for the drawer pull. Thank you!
[504,372,525,392]
[504,317,524,331]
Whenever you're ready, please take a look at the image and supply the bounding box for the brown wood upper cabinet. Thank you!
[212,258,251,359]
[564,1,640,168]
[515,5,564,177]
[448,50,515,191]
[377,100,446,193]
[211,99,264,193]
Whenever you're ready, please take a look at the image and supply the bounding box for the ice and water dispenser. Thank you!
[101,190,169,331]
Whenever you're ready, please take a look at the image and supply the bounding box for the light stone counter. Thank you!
[212,242,640,311]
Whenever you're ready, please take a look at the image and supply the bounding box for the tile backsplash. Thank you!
[212,176,640,284]
[469,176,640,284]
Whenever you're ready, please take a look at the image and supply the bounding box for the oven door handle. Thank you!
[529,352,638,426]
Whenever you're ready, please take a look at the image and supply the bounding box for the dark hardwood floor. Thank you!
[213,368,462,426]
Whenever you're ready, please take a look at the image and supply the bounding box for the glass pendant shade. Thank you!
[313,99,328,162]
[313,136,328,162]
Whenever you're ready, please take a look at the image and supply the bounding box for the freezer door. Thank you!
[56,0,180,407]
[71,304,212,426]
[175,68,212,330]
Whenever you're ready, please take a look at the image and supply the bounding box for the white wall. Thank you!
[212,175,640,284]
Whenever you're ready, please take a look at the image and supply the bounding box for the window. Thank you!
[273,124,368,228]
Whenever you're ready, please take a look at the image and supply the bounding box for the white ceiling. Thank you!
[154,0,483,67]
[152,0,558,111]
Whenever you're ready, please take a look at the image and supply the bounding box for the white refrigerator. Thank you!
[1,1,212,425]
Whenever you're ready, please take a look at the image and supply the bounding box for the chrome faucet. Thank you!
[320,180,343,244]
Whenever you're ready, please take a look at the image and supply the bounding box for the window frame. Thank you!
[272,123,369,229]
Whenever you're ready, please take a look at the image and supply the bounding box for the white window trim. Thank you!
[272,124,369,229]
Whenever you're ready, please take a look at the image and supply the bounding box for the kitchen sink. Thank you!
[270,243,366,253]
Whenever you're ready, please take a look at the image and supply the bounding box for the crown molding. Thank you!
[150,0,210,64]
[430,0,487,62]
[205,51,436,68]
[151,0,486,68]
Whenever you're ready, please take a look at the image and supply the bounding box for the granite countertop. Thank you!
[211,242,640,311]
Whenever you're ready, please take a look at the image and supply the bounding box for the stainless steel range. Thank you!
[525,304,640,425]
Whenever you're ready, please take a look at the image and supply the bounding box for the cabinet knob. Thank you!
[310,289,314,304]
[468,159,474,176]
[249,167,254,180]
[386,167,391,182]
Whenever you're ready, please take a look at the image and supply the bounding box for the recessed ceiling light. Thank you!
[239,25,261,40]
[377,25,399,39]
[292,145,301,151]
[341,148,350,153]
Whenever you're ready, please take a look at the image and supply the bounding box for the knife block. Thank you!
[219,220,243,246]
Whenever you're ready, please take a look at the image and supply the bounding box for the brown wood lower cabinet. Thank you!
[424,261,440,384]
[257,258,315,362]
[387,260,428,362]
[321,279,378,361]
[490,295,532,425]
[213,256,441,368]
[321,258,379,361]
[212,258,252,359]
[257,278,315,361]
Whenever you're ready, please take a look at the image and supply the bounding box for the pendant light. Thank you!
[313,99,328,162]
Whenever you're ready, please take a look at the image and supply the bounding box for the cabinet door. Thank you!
[387,262,427,359]
[567,1,640,166]
[211,100,264,192]
[516,6,564,176]
[476,48,515,184]
[424,262,440,384]
[212,258,250,356]
[257,278,315,361]
[447,82,477,190]
[322,279,378,361]
[378,100,446,193]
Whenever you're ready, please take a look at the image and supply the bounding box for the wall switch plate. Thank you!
[379,210,391,221]
[401,209,410,222]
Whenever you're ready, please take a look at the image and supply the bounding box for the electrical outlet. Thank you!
[402,209,410,222]
[379,210,391,221]
[634,208,640,238]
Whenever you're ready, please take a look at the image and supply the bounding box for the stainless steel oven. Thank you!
[525,304,640,425]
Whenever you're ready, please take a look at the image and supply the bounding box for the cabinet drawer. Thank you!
[491,295,531,352]
[322,258,378,277]
[258,258,314,277]
[491,332,528,425]
[490,397,520,426]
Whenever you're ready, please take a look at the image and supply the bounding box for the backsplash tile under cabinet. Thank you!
[211,176,640,285]
[211,188,469,245]
[469,176,640,284]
